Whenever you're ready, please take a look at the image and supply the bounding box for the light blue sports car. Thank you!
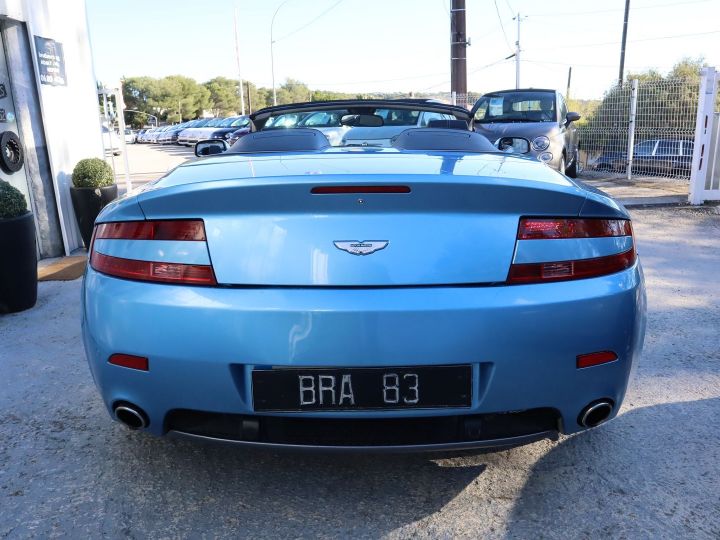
[82,99,646,452]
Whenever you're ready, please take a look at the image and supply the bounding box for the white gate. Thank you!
[689,67,720,204]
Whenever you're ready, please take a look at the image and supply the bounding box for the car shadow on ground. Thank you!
[98,430,486,536]
[503,397,720,538]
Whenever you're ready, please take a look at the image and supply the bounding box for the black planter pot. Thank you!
[0,212,37,313]
[70,184,118,248]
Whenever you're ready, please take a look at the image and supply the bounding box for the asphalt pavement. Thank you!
[1,203,719,538]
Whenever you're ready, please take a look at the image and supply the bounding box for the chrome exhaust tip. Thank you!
[113,404,148,430]
[579,400,613,428]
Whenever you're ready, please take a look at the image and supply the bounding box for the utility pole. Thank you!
[618,0,630,85]
[513,13,523,89]
[450,0,467,99]
[234,8,246,115]
[566,66,572,99]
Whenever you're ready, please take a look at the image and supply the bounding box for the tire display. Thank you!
[0,130,24,174]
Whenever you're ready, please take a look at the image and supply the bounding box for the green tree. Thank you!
[205,77,240,116]
[148,75,211,121]
[275,78,311,105]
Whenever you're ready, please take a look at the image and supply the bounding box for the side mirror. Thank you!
[496,136,530,154]
[195,139,228,157]
[566,112,581,124]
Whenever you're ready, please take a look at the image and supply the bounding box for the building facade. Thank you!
[0,0,103,257]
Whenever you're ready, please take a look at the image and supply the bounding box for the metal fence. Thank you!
[423,92,481,110]
[578,77,700,181]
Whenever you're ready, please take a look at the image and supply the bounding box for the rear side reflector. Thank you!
[577,351,618,369]
[109,353,149,371]
[311,185,411,194]
[508,248,636,284]
[90,252,217,286]
[518,218,632,240]
[95,220,206,241]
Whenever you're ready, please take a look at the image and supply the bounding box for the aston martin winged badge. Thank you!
[333,241,389,256]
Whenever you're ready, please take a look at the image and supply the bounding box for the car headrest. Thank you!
[391,128,497,152]
[230,128,330,153]
[426,119,469,130]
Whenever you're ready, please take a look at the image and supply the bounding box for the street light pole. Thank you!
[234,7,246,115]
[270,0,291,106]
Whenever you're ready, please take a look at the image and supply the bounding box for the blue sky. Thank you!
[86,0,720,99]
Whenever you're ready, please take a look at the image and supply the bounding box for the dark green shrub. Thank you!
[0,179,28,219]
[72,158,114,188]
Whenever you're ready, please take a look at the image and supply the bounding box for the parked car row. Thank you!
[133,116,251,147]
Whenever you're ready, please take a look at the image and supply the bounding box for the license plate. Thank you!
[252,365,472,412]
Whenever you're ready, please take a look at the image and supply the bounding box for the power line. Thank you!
[527,29,720,52]
[307,70,450,87]
[273,0,344,43]
[525,0,713,18]
[422,57,512,91]
[523,58,677,70]
[493,0,512,51]
[503,0,515,17]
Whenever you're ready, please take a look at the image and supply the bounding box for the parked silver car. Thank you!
[471,89,581,177]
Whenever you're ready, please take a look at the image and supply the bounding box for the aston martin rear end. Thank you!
[81,100,646,452]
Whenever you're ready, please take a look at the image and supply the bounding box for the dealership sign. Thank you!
[34,36,67,86]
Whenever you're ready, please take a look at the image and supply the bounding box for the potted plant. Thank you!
[0,180,37,313]
[70,158,117,248]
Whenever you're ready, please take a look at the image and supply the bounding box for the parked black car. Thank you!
[205,116,251,142]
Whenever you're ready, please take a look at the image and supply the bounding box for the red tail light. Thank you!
[90,252,217,285]
[90,220,217,286]
[95,220,206,241]
[518,218,632,239]
[508,218,636,284]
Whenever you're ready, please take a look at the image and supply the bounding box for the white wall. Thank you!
[0,0,103,254]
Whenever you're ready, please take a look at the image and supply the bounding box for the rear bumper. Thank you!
[82,262,646,448]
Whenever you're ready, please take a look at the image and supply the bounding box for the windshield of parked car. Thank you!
[231,117,250,128]
[474,91,556,123]
[217,117,238,127]
[298,110,345,127]
[264,113,310,128]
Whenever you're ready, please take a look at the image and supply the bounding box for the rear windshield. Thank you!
[474,92,556,123]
